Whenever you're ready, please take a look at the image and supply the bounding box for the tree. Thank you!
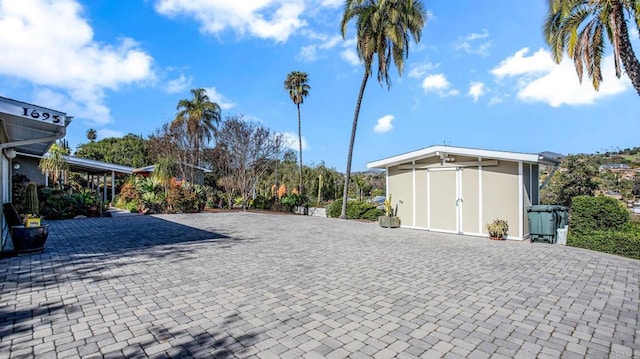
[153,157,178,196]
[214,116,286,210]
[544,0,640,95]
[339,0,426,219]
[148,122,199,184]
[86,128,97,142]
[39,143,70,188]
[173,88,221,165]
[75,134,150,168]
[284,71,310,195]
[554,155,600,206]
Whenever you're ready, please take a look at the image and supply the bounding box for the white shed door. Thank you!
[428,168,463,233]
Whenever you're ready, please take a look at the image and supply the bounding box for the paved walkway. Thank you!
[0,212,638,358]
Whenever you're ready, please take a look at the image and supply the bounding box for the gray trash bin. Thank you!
[527,205,558,243]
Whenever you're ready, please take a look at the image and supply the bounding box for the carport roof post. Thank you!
[367,145,561,169]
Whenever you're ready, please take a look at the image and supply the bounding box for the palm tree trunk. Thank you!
[340,72,369,219]
[614,2,640,96]
[297,103,304,195]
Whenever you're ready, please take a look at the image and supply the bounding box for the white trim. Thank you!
[412,160,416,227]
[478,157,483,235]
[457,167,463,234]
[385,166,389,198]
[367,145,557,169]
[426,169,431,229]
[518,161,524,240]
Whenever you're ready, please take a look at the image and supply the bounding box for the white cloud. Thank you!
[165,74,192,94]
[282,132,309,151]
[341,47,361,66]
[296,34,341,62]
[374,115,395,133]
[203,87,237,110]
[97,129,124,139]
[468,82,485,101]
[488,96,504,105]
[319,0,342,7]
[0,0,155,125]
[408,62,439,78]
[422,74,459,97]
[492,48,629,107]
[455,29,491,56]
[297,45,318,62]
[154,0,308,43]
[491,48,556,79]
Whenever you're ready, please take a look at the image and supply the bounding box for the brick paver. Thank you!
[0,212,638,358]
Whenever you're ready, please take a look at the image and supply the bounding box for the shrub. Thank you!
[326,199,383,221]
[253,195,273,210]
[570,195,630,234]
[568,221,640,260]
[166,185,199,213]
[39,188,77,219]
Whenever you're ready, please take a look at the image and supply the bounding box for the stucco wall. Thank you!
[388,166,413,225]
[13,156,47,185]
[481,161,520,238]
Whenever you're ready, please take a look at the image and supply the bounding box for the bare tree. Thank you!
[148,122,201,184]
[214,116,286,210]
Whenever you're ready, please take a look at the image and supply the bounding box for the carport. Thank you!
[14,153,133,203]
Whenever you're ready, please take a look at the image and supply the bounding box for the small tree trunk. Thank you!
[340,72,369,219]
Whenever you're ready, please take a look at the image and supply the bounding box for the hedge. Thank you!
[568,222,640,260]
[326,199,383,221]
[569,195,629,234]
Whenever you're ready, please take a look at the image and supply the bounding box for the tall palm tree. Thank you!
[339,0,426,219]
[544,0,640,95]
[86,128,97,142]
[173,88,221,165]
[284,71,310,195]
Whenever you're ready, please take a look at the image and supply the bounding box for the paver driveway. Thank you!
[1,212,639,358]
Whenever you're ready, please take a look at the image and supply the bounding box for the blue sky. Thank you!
[0,0,638,171]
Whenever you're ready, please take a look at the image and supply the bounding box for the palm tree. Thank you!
[544,0,640,95]
[39,143,70,188]
[172,88,221,166]
[86,128,97,142]
[339,0,426,219]
[284,71,310,195]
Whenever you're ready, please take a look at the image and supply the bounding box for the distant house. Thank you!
[367,145,561,241]
[133,162,212,186]
[599,163,631,172]
[599,163,637,181]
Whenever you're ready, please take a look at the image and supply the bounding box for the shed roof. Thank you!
[367,145,561,169]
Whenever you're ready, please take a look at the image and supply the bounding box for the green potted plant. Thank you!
[486,218,509,240]
[379,195,400,228]
[8,182,49,253]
